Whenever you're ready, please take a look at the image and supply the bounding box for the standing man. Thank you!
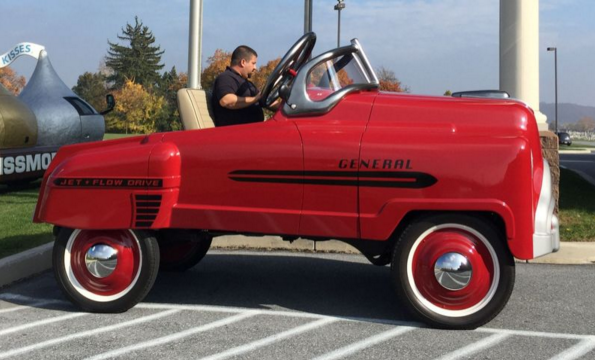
[211,45,264,127]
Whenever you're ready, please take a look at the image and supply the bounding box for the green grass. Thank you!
[1,165,594,260]
[103,133,141,140]
[0,181,54,259]
[0,133,141,260]
[558,168,595,241]
[566,144,595,150]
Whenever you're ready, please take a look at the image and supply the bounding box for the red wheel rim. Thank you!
[67,230,141,298]
[409,225,498,315]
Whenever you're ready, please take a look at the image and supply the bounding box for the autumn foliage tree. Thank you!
[109,79,165,134]
[200,50,281,93]
[567,116,595,132]
[376,66,408,92]
[0,66,26,95]
[251,58,281,90]
[201,49,231,91]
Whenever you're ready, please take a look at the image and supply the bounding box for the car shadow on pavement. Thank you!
[147,252,415,324]
[0,252,416,325]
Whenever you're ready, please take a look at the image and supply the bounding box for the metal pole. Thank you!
[334,1,345,47]
[304,0,313,34]
[554,49,558,133]
[188,0,203,89]
[547,47,558,132]
[337,9,341,47]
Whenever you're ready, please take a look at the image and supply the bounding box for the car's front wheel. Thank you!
[53,228,160,313]
[391,213,515,329]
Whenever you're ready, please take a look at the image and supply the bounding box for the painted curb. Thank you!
[0,242,53,288]
[211,235,360,254]
[559,149,593,154]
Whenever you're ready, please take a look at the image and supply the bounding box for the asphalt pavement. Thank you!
[0,251,594,360]
[560,152,595,186]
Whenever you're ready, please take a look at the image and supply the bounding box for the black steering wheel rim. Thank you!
[260,32,317,108]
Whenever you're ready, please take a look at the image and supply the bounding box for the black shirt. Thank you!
[211,67,264,127]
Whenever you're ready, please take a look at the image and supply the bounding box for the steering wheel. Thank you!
[260,32,317,108]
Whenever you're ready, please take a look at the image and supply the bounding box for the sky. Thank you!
[2,0,594,107]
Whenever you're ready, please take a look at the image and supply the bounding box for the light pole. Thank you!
[188,0,203,89]
[547,47,558,133]
[304,0,313,34]
[334,0,345,47]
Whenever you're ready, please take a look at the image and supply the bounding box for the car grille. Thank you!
[134,194,162,228]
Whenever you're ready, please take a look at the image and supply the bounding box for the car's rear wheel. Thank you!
[391,213,514,329]
[53,228,159,313]
[158,230,212,272]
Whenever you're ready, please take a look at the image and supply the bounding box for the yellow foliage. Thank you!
[252,58,281,90]
[200,49,281,93]
[201,49,232,91]
[109,79,165,134]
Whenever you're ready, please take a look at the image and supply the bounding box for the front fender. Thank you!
[34,136,181,230]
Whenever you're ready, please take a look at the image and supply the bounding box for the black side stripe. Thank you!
[228,170,437,189]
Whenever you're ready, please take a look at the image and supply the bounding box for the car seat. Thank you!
[176,89,215,130]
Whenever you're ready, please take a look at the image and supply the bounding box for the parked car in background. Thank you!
[557,132,572,146]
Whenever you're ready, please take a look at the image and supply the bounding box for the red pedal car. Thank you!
[34,33,559,329]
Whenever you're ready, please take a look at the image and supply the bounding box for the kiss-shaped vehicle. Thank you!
[0,45,112,186]
[34,33,559,329]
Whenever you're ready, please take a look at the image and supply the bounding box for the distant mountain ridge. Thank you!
[539,102,595,126]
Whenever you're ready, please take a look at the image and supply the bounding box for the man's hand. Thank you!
[268,97,282,111]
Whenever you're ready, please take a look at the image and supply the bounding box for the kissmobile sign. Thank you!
[0,43,45,68]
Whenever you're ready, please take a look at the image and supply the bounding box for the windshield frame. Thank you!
[281,38,379,118]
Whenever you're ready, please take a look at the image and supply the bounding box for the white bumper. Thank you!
[533,159,561,258]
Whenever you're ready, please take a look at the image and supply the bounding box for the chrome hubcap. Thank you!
[434,252,472,291]
[85,244,118,278]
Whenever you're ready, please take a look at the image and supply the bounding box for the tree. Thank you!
[376,66,408,92]
[574,117,595,132]
[72,72,108,112]
[106,17,165,88]
[201,49,231,91]
[0,66,26,95]
[154,66,187,132]
[251,58,281,90]
[109,79,165,134]
[444,90,452,96]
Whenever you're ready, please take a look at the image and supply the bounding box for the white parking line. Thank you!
[312,326,415,360]
[549,338,595,360]
[199,317,338,360]
[85,311,259,360]
[138,302,424,327]
[2,293,595,360]
[433,333,510,360]
[137,302,332,319]
[478,328,591,340]
[0,309,180,359]
[0,312,87,337]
